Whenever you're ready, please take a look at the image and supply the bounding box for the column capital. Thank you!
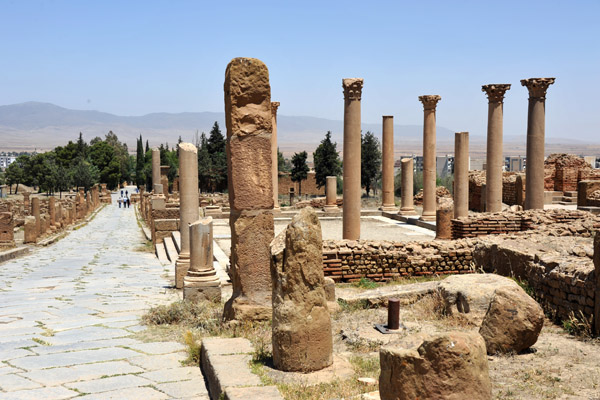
[520,78,556,100]
[342,78,364,101]
[271,101,280,116]
[482,84,511,103]
[418,95,441,110]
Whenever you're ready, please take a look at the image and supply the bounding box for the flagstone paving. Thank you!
[0,191,209,399]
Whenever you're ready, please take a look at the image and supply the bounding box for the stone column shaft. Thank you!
[324,176,337,212]
[184,217,220,302]
[175,143,199,289]
[454,132,469,218]
[522,78,555,210]
[483,84,511,213]
[271,102,280,210]
[400,158,416,215]
[152,148,160,192]
[381,116,397,212]
[342,78,364,239]
[419,95,441,221]
[32,197,40,235]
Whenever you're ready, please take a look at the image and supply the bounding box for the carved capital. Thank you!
[271,101,280,116]
[520,78,555,100]
[343,78,364,101]
[418,95,441,110]
[482,84,511,103]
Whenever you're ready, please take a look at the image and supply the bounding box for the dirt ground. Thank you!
[331,292,600,400]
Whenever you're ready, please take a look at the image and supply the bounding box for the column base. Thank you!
[175,257,190,289]
[380,205,399,213]
[223,294,272,322]
[183,271,221,302]
[400,207,417,216]
[419,212,436,221]
[323,205,339,213]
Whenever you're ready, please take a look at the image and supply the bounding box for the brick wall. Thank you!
[278,172,323,196]
[321,239,475,282]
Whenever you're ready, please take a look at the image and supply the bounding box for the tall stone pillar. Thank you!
[160,166,169,196]
[324,176,338,212]
[381,115,397,212]
[32,197,40,235]
[175,143,200,289]
[271,101,280,210]
[454,132,469,218]
[23,192,30,213]
[482,84,511,213]
[419,95,441,221]
[342,78,364,239]
[152,148,160,193]
[400,158,416,216]
[49,196,56,230]
[521,78,555,210]
[223,57,275,322]
[184,217,221,302]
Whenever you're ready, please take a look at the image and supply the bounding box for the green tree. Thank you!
[70,158,99,191]
[197,133,212,192]
[54,165,72,198]
[290,151,309,196]
[54,141,79,168]
[361,131,382,197]
[4,155,28,194]
[135,134,145,187]
[277,149,291,173]
[207,122,227,192]
[76,132,88,159]
[145,140,149,153]
[313,131,342,192]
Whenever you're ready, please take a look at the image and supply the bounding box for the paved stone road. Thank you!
[0,191,209,399]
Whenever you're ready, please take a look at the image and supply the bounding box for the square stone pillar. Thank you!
[160,166,170,197]
[223,57,275,322]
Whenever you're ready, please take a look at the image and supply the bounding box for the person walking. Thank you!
[118,196,122,208]
[127,197,131,208]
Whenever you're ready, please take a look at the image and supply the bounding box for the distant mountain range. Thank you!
[0,102,460,151]
[0,102,592,155]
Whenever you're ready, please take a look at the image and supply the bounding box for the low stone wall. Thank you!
[321,239,475,282]
[468,171,519,211]
[578,180,600,207]
[452,209,595,239]
[474,235,595,323]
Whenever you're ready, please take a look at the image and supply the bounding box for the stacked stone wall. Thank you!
[321,239,475,282]
[278,172,322,196]
[474,235,595,323]
[452,209,595,239]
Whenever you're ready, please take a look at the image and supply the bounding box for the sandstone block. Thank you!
[439,273,521,323]
[24,216,37,243]
[224,211,274,321]
[271,208,332,372]
[379,331,491,400]
[480,286,544,354]
[227,134,273,211]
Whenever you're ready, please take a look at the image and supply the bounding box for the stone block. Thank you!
[224,386,283,400]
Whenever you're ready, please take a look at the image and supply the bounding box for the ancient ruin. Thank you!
[271,208,333,372]
[342,78,363,239]
[223,57,275,321]
[418,95,441,221]
[380,115,397,212]
[183,217,221,302]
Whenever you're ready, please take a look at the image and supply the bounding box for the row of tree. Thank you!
[4,132,133,195]
[289,131,382,196]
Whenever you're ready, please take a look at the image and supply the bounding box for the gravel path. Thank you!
[0,189,208,400]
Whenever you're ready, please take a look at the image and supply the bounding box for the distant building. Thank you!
[394,154,467,177]
[505,156,526,172]
[0,155,16,169]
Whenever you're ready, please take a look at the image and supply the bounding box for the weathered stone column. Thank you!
[482,84,511,213]
[271,101,280,210]
[49,196,56,231]
[522,78,555,210]
[223,57,275,322]
[23,192,30,213]
[32,197,40,235]
[152,148,160,192]
[271,208,333,372]
[24,216,37,243]
[160,166,169,197]
[400,158,416,216]
[324,176,338,212]
[419,95,441,221]
[342,78,364,239]
[184,217,221,302]
[454,132,469,218]
[593,232,600,335]
[175,143,200,289]
[381,115,397,212]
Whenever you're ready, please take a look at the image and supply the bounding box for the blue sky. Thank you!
[1,0,599,140]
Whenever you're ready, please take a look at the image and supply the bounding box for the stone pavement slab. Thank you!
[0,190,209,399]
